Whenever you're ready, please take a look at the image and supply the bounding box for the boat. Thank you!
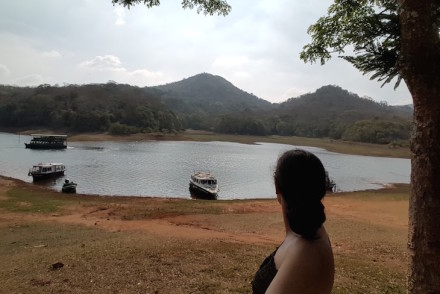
[28,163,66,181]
[25,134,67,149]
[189,171,219,199]
[62,179,77,193]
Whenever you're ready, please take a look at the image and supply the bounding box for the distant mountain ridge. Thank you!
[153,73,412,116]
[277,85,412,119]
[0,73,413,144]
[151,73,412,142]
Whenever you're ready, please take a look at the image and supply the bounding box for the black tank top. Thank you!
[251,248,278,294]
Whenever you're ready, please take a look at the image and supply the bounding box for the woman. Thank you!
[252,149,334,293]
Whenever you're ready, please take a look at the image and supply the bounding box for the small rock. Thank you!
[50,262,64,271]
[34,244,47,248]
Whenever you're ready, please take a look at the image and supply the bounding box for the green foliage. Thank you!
[214,115,268,136]
[267,85,412,141]
[112,0,231,16]
[342,118,412,144]
[0,83,182,134]
[300,0,403,88]
[109,122,140,135]
[0,79,413,144]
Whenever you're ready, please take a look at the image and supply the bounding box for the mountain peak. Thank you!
[154,73,272,114]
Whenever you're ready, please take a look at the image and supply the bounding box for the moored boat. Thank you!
[62,179,77,193]
[189,171,219,199]
[28,163,66,181]
[25,134,67,149]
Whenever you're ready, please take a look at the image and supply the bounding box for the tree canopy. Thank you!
[112,0,231,16]
[300,0,405,88]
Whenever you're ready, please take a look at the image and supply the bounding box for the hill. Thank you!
[153,73,273,114]
[277,85,411,119]
[0,75,413,144]
[0,83,181,134]
[263,85,413,141]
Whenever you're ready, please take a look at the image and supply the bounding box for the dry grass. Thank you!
[0,177,409,293]
[181,132,410,159]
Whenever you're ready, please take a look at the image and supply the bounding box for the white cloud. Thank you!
[13,74,45,86]
[79,55,125,71]
[280,87,309,100]
[113,7,125,26]
[0,64,11,77]
[125,69,168,86]
[42,50,61,58]
[78,55,169,87]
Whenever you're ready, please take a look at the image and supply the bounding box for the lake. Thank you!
[0,132,410,200]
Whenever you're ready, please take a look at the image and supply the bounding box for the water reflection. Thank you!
[0,133,410,200]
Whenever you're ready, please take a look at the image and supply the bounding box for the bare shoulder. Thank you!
[267,229,334,293]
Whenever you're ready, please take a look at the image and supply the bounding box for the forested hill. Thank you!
[277,85,412,118]
[154,73,273,114]
[258,85,413,142]
[0,83,181,134]
[0,75,413,144]
[154,75,412,143]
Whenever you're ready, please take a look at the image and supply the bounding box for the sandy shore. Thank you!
[0,175,409,293]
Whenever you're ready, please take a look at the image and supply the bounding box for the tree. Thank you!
[398,2,440,292]
[114,0,440,291]
[300,0,440,292]
[112,0,231,16]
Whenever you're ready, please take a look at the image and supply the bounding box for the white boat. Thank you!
[189,171,219,199]
[28,163,66,181]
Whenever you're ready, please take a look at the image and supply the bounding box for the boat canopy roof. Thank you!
[30,134,67,138]
[33,163,64,167]
[192,171,217,181]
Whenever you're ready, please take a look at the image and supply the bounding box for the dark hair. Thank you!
[274,149,327,239]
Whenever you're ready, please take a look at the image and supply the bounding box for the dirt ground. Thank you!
[0,177,409,293]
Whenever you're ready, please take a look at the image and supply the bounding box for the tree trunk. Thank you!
[397,0,440,293]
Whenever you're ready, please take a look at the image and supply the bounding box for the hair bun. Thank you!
[286,201,326,239]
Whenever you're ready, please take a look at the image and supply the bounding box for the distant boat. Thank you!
[189,171,219,199]
[28,163,66,181]
[62,179,77,193]
[25,134,67,149]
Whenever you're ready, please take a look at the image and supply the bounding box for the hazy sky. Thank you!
[0,0,412,105]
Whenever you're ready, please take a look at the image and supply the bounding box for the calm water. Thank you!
[0,133,410,200]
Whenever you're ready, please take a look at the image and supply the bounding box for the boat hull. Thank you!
[62,184,77,193]
[189,183,217,200]
[30,171,65,181]
[25,143,67,150]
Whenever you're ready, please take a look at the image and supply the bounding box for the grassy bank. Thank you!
[0,177,409,293]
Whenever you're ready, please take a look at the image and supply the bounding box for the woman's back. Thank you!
[252,149,334,293]
[267,226,334,293]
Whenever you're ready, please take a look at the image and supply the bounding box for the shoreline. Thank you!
[0,174,409,201]
[7,129,410,158]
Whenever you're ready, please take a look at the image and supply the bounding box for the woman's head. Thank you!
[274,149,327,239]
